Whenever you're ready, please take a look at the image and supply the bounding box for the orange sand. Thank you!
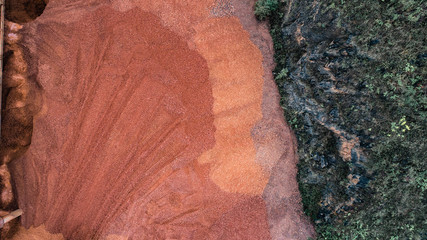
[2,0,315,239]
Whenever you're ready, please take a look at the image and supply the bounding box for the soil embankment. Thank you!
[2,0,315,239]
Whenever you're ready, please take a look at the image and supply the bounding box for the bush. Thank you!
[254,0,279,20]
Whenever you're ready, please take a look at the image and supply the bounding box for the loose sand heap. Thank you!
[1,0,315,239]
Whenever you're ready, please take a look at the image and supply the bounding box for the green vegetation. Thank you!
[254,0,279,20]
[299,182,323,221]
[256,0,426,239]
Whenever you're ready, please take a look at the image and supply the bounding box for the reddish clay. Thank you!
[4,0,315,239]
[207,197,271,240]
[12,6,217,239]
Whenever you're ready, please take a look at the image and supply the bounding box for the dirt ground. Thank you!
[1,0,315,239]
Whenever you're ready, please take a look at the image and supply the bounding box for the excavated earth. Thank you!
[1,0,315,239]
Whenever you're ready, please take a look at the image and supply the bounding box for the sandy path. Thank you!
[2,0,315,239]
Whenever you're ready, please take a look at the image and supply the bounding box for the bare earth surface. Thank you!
[3,0,315,239]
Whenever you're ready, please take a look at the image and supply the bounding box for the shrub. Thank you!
[254,0,279,20]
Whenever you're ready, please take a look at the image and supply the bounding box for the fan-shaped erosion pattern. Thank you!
[4,0,315,239]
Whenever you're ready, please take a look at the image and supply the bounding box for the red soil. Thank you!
[2,0,315,239]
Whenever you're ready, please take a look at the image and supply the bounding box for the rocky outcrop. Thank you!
[2,0,314,239]
[276,0,378,223]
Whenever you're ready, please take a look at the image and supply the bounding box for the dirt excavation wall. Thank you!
[2,0,315,239]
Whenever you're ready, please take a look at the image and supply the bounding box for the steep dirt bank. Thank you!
[0,21,44,239]
[230,0,315,238]
[4,0,314,239]
[0,1,48,237]
[5,0,47,23]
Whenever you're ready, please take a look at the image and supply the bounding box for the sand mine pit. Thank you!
[0,0,314,239]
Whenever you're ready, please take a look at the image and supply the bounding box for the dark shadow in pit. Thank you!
[0,1,47,238]
[5,0,47,23]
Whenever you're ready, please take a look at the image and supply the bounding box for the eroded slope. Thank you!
[5,0,314,239]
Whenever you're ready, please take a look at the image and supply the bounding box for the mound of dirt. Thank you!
[2,0,315,239]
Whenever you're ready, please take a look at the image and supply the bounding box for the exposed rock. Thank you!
[277,0,374,222]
